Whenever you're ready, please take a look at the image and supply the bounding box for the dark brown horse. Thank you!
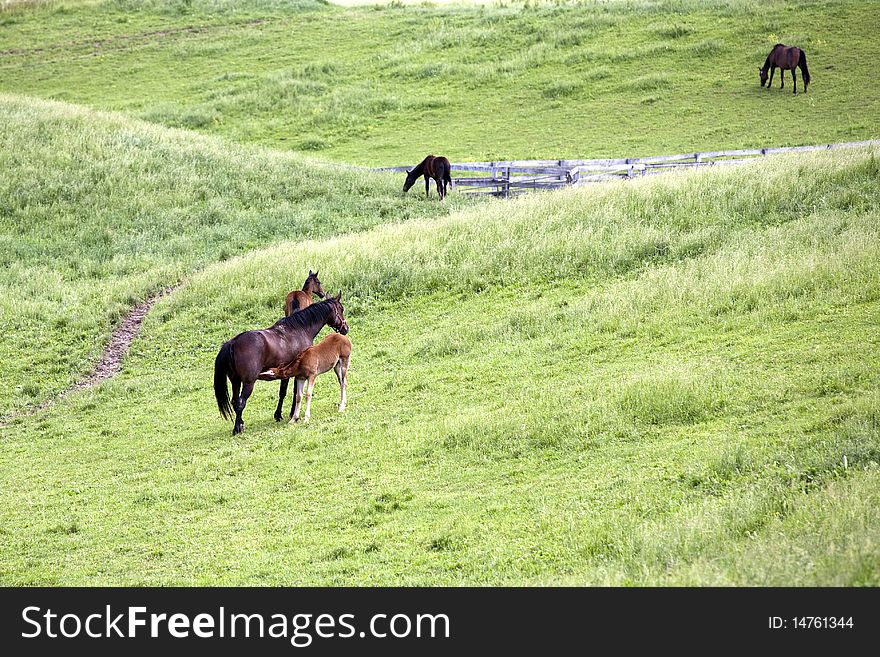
[403,155,452,200]
[214,294,349,434]
[284,270,326,316]
[759,44,810,94]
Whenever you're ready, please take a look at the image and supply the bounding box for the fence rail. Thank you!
[377,139,880,197]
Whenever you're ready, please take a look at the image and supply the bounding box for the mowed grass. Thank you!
[1,145,878,585]
[0,94,475,415]
[1,0,879,164]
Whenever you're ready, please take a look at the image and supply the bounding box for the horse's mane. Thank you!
[409,155,434,176]
[276,298,332,329]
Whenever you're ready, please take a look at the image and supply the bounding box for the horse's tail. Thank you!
[214,341,235,420]
[442,158,452,190]
[799,49,810,87]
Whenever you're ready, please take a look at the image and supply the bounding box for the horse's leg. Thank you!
[233,380,254,435]
[439,177,446,201]
[230,377,241,427]
[767,66,775,88]
[304,376,317,423]
[290,378,305,424]
[231,377,241,405]
[274,378,288,421]
[791,68,797,94]
[779,66,784,89]
[425,175,430,199]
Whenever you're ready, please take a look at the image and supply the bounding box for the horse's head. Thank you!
[327,292,349,335]
[758,66,769,87]
[402,169,419,194]
[304,269,327,299]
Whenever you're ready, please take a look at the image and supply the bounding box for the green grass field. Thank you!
[1,0,878,164]
[0,93,475,414]
[1,0,879,585]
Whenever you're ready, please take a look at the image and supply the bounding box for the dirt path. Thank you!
[1,284,180,425]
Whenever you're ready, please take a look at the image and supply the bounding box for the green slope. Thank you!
[1,0,878,164]
[2,139,878,584]
[0,94,475,415]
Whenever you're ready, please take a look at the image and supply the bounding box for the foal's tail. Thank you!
[214,341,235,420]
[799,50,811,88]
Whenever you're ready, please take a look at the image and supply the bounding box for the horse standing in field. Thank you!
[403,155,452,200]
[284,270,326,316]
[258,332,352,423]
[759,44,810,94]
[214,294,349,435]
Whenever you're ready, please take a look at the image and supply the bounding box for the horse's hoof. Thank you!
[288,417,298,425]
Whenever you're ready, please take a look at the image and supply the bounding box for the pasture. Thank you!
[0,0,879,585]
[2,97,879,583]
[0,94,474,415]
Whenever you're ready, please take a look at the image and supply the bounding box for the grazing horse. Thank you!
[403,155,452,200]
[214,294,349,435]
[284,270,326,316]
[759,44,810,94]
[258,333,351,423]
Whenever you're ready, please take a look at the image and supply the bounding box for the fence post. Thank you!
[504,166,511,198]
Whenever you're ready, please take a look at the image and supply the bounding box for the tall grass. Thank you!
[180,146,880,313]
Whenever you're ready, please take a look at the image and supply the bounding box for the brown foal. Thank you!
[258,332,351,423]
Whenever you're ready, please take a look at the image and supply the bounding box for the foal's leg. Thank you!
[304,376,317,423]
[290,378,305,423]
[233,380,254,435]
[334,359,348,412]
[274,378,289,421]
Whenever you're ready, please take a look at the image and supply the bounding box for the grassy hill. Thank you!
[0,93,475,415]
[1,100,878,582]
[1,0,879,164]
[2,0,879,587]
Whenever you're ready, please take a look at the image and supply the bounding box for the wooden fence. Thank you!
[379,139,880,197]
